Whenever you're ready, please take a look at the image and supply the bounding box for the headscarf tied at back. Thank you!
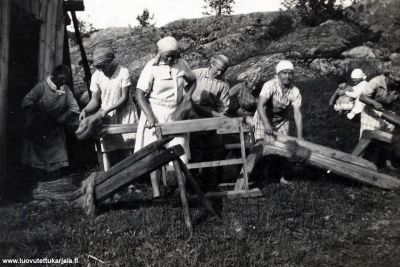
[93,46,115,66]
[247,71,261,86]
[275,60,294,74]
[211,54,230,71]
[157,36,178,53]
[153,36,179,65]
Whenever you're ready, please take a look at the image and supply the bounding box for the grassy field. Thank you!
[1,78,400,266]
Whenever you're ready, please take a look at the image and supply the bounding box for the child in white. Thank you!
[331,69,368,118]
[345,69,369,119]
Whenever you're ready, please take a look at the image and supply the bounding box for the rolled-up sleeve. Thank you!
[120,68,132,88]
[217,83,230,113]
[291,88,302,109]
[180,59,196,83]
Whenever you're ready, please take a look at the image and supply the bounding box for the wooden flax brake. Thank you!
[239,134,400,190]
[352,100,400,156]
[71,137,220,232]
[98,117,263,199]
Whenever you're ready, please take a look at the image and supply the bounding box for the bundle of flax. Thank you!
[33,178,78,202]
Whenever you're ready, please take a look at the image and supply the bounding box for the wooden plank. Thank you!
[43,0,57,78]
[225,143,252,149]
[177,159,221,219]
[95,145,184,202]
[186,158,243,169]
[369,129,393,143]
[158,117,248,135]
[98,118,251,137]
[274,134,377,170]
[166,158,244,171]
[0,0,10,184]
[54,1,65,67]
[95,137,173,186]
[352,137,372,156]
[98,124,138,137]
[381,110,400,126]
[205,188,263,199]
[263,142,400,190]
[173,160,192,232]
[360,99,400,126]
[38,0,48,80]
[95,141,105,171]
[70,138,173,202]
[351,130,392,156]
[239,124,249,191]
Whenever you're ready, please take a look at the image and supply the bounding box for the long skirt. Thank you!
[134,103,190,163]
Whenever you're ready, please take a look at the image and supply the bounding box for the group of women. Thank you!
[21,35,399,191]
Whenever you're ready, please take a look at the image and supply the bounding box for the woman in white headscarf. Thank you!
[134,36,196,198]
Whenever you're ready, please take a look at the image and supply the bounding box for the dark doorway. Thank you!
[6,3,40,184]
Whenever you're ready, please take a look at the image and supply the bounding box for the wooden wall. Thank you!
[0,0,65,184]
[12,0,64,80]
[36,0,65,80]
[0,0,11,187]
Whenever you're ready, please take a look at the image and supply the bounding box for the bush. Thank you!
[268,13,294,39]
[282,0,344,26]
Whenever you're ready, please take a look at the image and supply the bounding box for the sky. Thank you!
[72,0,286,29]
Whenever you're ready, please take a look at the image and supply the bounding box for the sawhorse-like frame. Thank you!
[352,129,393,156]
[71,138,220,233]
[97,117,262,198]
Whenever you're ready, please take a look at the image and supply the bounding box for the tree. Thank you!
[136,8,155,27]
[202,0,236,16]
[67,18,98,46]
[282,0,344,25]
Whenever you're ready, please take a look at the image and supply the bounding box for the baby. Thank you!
[329,69,369,119]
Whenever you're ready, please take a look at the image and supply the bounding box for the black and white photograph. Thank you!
[1,0,400,265]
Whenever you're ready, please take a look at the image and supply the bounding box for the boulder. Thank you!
[344,0,400,51]
[341,46,376,59]
[265,21,364,59]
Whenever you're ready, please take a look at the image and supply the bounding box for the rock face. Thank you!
[69,0,400,103]
[266,21,364,59]
[344,0,400,51]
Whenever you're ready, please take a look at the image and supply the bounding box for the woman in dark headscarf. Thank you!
[228,70,262,124]
[21,65,79,175]
[80,45,138,170]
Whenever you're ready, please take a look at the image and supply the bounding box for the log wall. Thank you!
[0,0,11,187]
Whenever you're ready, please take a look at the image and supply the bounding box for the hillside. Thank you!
[69,0,400,104]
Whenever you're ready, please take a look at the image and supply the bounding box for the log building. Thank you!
[0,0,84,192]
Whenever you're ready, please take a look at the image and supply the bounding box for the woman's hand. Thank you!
[100,109,108,118]
[79,109,87,121]
[373,102,383,110]
[263,124,274,135]
[146,115,158,128]
[337,89,345,96]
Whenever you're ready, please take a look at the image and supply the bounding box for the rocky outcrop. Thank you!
[266,20,364,59]
[344,0,400,51]
[69,0,400,104]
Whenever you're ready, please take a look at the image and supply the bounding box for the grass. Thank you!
[1,77,400,266]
